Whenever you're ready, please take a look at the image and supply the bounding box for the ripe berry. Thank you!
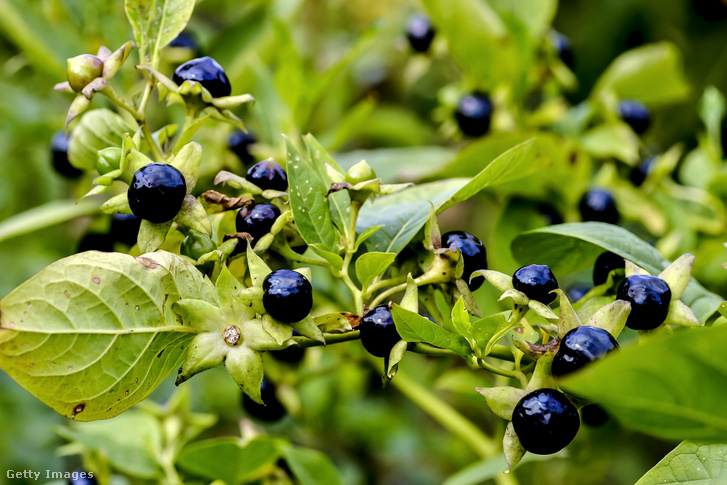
[51,131,82,178]
[247,160,288,192]
[512,264,559,304]
[228,130,256,164]
[441,231,487,291]
[173,56,231,98]
[550,31,573,68]
[241,379,286,422]
[110,214,141,246]
[617,274,672,330]
[128,163,186,223]
[68,470,97,485]
[78,233,114,253]
[618,99,651,135]
[512,388,580,455]
[581,404,609,427]
[359,305,402,358]
[566,284,590,302]
[168,32,198,52]
[263,270,313,323]
[455,92,493,137]
[579,189,619,224]
[235,203,280,251]
[629,156,655,187]
[551,326,619,377]
[406,14,435,53]
[593,251,625,286]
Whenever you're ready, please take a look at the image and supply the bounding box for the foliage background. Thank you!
[1,0,727,483]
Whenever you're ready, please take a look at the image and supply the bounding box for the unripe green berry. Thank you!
[345,160,377,185]
[67,54,104,92]
[96,147,122,176]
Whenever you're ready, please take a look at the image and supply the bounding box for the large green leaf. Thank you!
[286,137,338,251]
[635,441,727,485]
[355,252,396,289]
[592,42,690,106]
[125,0,196,66]
[176,437,280,485]
[281,444,343,485]
[511,223,722,323]
[391,305,471,358]
[488,0,557,39]
[335,146,456,183]
[69,109,136,171]
[561,324,727,441]
[0,251,207,421]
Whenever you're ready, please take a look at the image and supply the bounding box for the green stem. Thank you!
[292,331,360,347]
[341,201,364,314]
[370,271,441,308]
[364,274,408,299]
[101,86,142,120]
[273,239,335,271]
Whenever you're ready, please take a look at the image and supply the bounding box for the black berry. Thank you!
[168,32,198,52]
[593,251,625,286]
[247,160,288,192]
[78,233,114,253]
[552,326,619,377]
[619,99,651,135]
[51,131,83,178]
[442,231,487,291]
[128,163,186,223]
[550,31,573,68]
[263,270,313,323]
[617,274,672,330]
[629,156,655,187]
[241,379,286,421]
[359,305,402,358]
[512,388,580,455]
[406,14,435,53]
[566,285,590,302]
[110,214,141,246]
[173,56,231,98]
[68,470,97,485]
[538,202,563,225]
[235,203,280,251]
[581,404,609,427]
[455,92,493,137]
[512,264,559,304]
[579,189,619,224]
[228,130,256,164]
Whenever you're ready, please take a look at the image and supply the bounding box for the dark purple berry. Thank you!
[442,231,487,291]
[629,156,655,187]
[173,56,231,98]
[247,160,288,192]
[552,326,619,377]
[128,163,186,223]
[110,214,141,246]
[550,31,573,68]
[67,470,97,485]
[263,270,313,323]
[619,100,651,135]
[512,264,559,304]
[235,203,280,252]
[241,379,286,421]
[228,130,256,164]
[593,251,625,286]
[168,32,198,52]
[406,14,435,53]
[78,233,114,253]
[512,388,580,455]
[579,189,619,224]
[617,274,671,330]
[581,404,609,427]
[455,93,493,137]
[51,131,83,178]
[359,305,402,358]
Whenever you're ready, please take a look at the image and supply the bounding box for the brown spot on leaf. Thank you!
[64,290,71,299]
[157,350,164,358]
[569,151,578,165]
[200,190,254,212]
[73,403,85,414]
[347,313,362,328]
[92,276,101,285]
[326,182,354,197]
[136,257,160,270]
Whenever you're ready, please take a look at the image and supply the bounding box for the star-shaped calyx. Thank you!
[475,269,560,324]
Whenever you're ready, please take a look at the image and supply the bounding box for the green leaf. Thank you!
[593,42,691,106]
[635,441,727,485]
[177,437,280,485]
[451,297,471,339]
[699,86,726,153]
[511,223,722,323]
[579,122,639,164]
[0,251,200,421]
[357,179,467,253]
[355,252,396,289]
[125,0,196,67]
[225,345,264,404]
[471,314,510,355]
[443,453,564,485]
[69,109,136,170]
[308,244,344,271]
[335,146,455,183]
[437,140,541,214]
[0,199,99,244]
[281,444,344,485]
[354,225,383,252]
[285,136,338,251]
[488,0,557,38]
[391,305,471,358]
[561,324,727,441]
[57,411,164,479]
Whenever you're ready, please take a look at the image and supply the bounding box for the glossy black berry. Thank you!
[512,388,580,455]
[579,189,619,224]
[629,156,655,187]
[68,470,97,485]
[581,404,609,427]
[168,32,198,51]
[619,99,651,135]
[110,214,141,246]
[235,203,280,251]
[51,131,82,178]
[512,264,559,304]
[359,305,402,358]
[263,270,313,323]
[442,231,487,291]
[593,251,625,286]
[455,93,493,137]
[241,379,286,422]
[128,163,186,223]
[538,202,563,225]
[173,56,231,98]
[617,274,672,330]
[552,326,619,377]
[550,31,573,68]
[406,14,435,53]
[228,130,256,164]
[247,160,288,192]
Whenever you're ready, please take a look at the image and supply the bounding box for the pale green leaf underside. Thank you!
[636,441,727,485]
[125,0,196,66]
[0,251,201,421]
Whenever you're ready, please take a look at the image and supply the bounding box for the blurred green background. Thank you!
[1,0,727,483]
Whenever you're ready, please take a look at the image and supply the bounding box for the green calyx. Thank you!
[67,54,104,92]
